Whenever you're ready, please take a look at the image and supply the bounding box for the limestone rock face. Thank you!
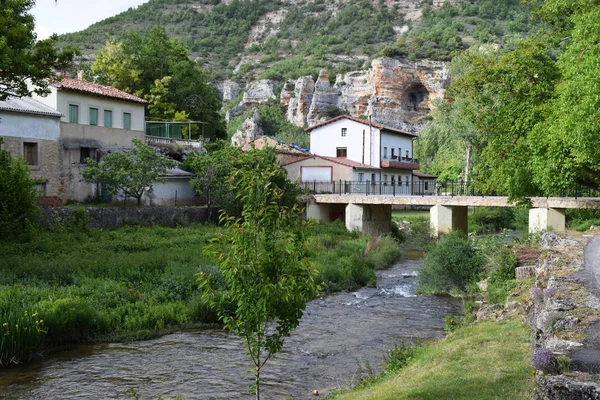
[307,70,341,126]
[243,79,277,104]
[279,57,449,132]
[214,80,243,103]
[231,110,263,147]
[281,77,315,127]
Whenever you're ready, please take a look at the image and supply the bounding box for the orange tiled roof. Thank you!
[281,155,380,170]
[305,115,417,137]
[57,78,148,104]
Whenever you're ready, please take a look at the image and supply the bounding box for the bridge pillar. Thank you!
[430,205,468,237]
[345,204,392,235]
[529,208,565,233]
[306,202,347,223]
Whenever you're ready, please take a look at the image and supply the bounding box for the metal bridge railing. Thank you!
[301,180,600,199]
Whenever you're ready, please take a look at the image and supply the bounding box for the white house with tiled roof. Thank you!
[305,115,420,187]
[28,78,148,202]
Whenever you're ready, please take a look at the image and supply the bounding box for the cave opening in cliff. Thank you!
[401,83,430,112]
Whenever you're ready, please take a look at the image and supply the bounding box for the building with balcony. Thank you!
[302,115,419,185]
[30,78,148,202]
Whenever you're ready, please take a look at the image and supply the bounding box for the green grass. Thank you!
[0,220,401,366]
[334,318,534,400]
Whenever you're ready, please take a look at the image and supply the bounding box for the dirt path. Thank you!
[570,234,600,373]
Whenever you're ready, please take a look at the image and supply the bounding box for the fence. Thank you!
[300,180,600,199]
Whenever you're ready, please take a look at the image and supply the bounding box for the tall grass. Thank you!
[0,220,402,365]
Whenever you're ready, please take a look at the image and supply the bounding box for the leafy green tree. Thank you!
[91,27,226,140]
[83,138,175,206]
[201,150,319,400]
[0,138,39,241]
[0,0,77,100]
[91,39,140,93]
[187,144,300,219]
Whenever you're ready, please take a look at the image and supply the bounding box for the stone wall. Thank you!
[527,232,600,400]
[41,206,217,229]
[1,136,63,198]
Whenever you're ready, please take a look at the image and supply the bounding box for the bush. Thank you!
[0,140,40,242]
[0,308,46,366]
[469,207,515,234]
[39,298,104,344]
[418,232,485,293]
[531,348,558,374]
[384,339,424,373]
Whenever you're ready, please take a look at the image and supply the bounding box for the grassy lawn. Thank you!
[335,318,534,400]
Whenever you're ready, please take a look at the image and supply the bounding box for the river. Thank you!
[0,251,460,399]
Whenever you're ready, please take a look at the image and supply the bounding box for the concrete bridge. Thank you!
[306,194,600,236]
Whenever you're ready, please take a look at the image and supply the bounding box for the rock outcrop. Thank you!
[225,57,449,136]
[231,110,263,147]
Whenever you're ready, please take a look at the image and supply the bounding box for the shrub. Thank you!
[0,140,40,242]
[418,232,485,293]
[39,298,105,344]
[531,348,558,374]
[384,339,424,373]
[0,309,46,366]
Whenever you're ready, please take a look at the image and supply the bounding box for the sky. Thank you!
[31,0,150,40]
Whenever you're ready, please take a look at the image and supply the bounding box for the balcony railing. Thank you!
[145,135,204,149]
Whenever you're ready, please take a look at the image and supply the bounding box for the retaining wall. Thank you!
[41,206,218,229]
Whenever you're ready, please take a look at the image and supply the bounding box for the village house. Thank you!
[29,78,148,202]
[284,115,436,194]
[0,96,64,204]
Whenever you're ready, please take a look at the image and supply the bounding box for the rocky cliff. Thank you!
[223,57,449,142]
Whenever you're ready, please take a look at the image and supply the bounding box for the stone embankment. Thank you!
[527,232,600,399]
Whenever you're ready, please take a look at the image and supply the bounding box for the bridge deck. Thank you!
[312,195,600,209]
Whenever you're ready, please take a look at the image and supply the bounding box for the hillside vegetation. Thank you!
[57,0,538,82]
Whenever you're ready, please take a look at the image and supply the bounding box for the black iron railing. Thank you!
[301,180,600,199]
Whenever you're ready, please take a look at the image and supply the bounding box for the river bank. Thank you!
[0,251,459,399]
[0,221,400,368]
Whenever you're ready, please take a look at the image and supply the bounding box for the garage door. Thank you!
[301,166,332,183]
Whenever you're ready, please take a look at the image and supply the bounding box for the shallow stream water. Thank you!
[0,251,460,399]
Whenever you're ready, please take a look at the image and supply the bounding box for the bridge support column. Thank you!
[430,205,468,237]
[345,204,392,235]
[529,208,565,233]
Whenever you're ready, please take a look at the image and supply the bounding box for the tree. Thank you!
[83,138,175,206]
[90,27,227,140]
[0,0,77,101]
[201,149,319,400]
[0,138,39,241]
[187,144,300,219]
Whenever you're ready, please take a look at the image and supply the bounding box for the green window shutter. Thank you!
[68,104,79,123]
[104,110,112,128]
[89,108,98,125]
[123,112,131,130]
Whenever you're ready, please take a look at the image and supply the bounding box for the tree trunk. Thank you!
[464,142,472,184]
[255,366,260,400]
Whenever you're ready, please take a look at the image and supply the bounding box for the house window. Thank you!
[104,110,113,128]
[68,104,79,123]
[425,182,429,191]
[23,142,38,165]
[89,108,98,126]
[406,150,410,159]
[383,147,388,158]
[341,127,347,137]
[336,147,347,158]
[406,176,409,186]
[80,147,96,164]
[358,173,364,182]
[123,112,131,130]
[399,148,402,159]
[391,176,395,185]
[391,148,396,159]
[371,173,377,183]
[383,174,388,183]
